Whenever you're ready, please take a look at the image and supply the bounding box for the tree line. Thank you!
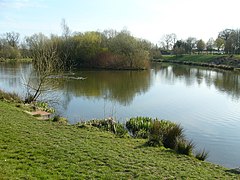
[1,26,240,70]
[160,29,240,55]
[0,21,161,70]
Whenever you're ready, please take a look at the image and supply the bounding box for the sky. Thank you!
[0,0,240,44]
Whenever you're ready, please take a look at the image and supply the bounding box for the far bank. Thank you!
[154,54,240,71]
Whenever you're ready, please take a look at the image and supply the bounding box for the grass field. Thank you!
[161,54,240,62]
[0,100,239,179]
[162,54,221,62]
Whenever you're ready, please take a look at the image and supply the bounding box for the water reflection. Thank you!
[59,70,152,106]
[1,62,240,168]
[0,63,32,97]
[152,63,240,99]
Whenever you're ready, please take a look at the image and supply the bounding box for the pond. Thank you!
[0,62,240,168]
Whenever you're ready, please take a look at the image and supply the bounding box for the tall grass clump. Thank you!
[176,140,195,156]
[147,120,184,148]
[195,149,209,161]
[162,123,184,149]
[145,119,199,157]
[147,120,163,146]
[126,117,152,138]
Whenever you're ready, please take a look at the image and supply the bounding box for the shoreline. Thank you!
[153,55,240,71]
[0,99,240,178]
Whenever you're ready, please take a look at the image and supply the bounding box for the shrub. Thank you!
[147,119,184,149]
[115,123,128,138]
[77,118,128,137]
[176,140,195,156]
[162,123,184,149]
[35,101,55,113]
[147,120,163,147]
[195,149,209,161]
[136,129,149,139]
[126,117,152,138]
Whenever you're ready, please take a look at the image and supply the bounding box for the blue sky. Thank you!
[0,0,240,43]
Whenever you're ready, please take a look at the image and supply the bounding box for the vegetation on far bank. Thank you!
[154,54,240,70]
[161,54,240,62]
[0,58,32,63]
[0,91,240,178]
[0,23,160,70]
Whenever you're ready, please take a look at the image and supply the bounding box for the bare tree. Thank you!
[206,38,215,53]
[160,33,177,50]
[5,32,20,47]
[61,19,71,39]
[24,33,64,103]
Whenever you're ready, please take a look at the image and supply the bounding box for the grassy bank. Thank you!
[0,58,32,63]
[0,101,239,179]
[155,54,240,70]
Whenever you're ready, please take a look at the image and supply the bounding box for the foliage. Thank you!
[186,37,197,54]
[126,117,152,138]
[195,149,209,161]
[206,38,215,52]
[197,39,206,53]
[147,120,163,146]
[0,45,21,59]
[35,101,55,113]
[77,118,128,137]
[127,117,198,157]
[147,119,185,149]
[52,115,68,125]
[176,140,195,156]
[115,123,128,137]
[162,123,184,149]
[215,37,225,52]
[173,40,191,56]
[0,101,238,179]
[218,29,240,54]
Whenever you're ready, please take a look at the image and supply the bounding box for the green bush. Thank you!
[77,118,128,137]
[52,115,68,125]
[115,123,128,138]
[126,117,152,138]
[35,101,55,113]
[147,120,184,149]
[0,46,21,59]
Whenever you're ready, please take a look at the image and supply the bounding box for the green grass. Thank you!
[162,54,223,62]
[162,54,240,63]
[0,101,239,179]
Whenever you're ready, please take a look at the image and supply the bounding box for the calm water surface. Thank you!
[0,62,240,168]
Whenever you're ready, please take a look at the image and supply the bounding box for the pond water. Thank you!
[0,62,240,168]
